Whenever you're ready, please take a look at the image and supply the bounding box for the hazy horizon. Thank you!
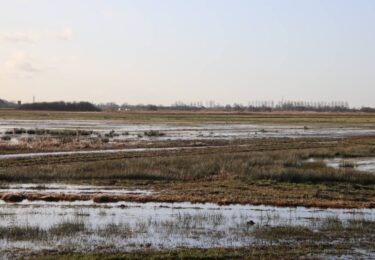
[1,0,375,107]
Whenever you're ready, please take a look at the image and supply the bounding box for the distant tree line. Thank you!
[360,107,375,113]
[98,100,367,113]
[2,98,375,113]
[19,101,101,112]
[0,99,17,109]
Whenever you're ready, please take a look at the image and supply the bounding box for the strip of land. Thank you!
[1,136,374,208]
[2,109,375,124]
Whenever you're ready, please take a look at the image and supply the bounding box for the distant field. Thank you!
[1,109,375,124]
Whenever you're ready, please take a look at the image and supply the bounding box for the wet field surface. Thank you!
[1,120,375,141]
[0,199,374,253]
[325,158,375,173]
[2,120,375,160]
[1,119,375,258]
[308,157,375,174]
[0,147,181,159]
[0,183,153,195]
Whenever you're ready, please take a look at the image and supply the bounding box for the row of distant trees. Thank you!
[19,101,101,112]
[98,100,366,113]
[2,99,375,113]
[0,99,17,109]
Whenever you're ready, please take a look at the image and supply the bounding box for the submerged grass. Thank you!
[0,225,46,241]
[49,221,86,236]
[1,211,374,254]
[8,217,375,259]
[253,218,375,242]
[0,220,87,242]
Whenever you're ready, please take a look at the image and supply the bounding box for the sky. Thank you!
[0,0,375,107]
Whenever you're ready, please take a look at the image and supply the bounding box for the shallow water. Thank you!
[1,120,375,142]
[326,158,375,173]
[309,157,375,173]
[0,200,373,228]
[0,146,181,160]
[0,183,153,195]
[0,200,373,253]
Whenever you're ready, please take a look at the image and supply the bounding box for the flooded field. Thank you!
[0,200,374,257]
[1,120,375,142]
[1,117,375,258]
[2,0,375,255]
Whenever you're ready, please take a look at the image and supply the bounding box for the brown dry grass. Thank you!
[1,181,372,209]
[0,136,375,208]
[1,109,375,124]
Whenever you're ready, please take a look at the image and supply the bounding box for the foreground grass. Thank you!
[22,248,293,260]
[28,245,367,260]
[14,219,375,259]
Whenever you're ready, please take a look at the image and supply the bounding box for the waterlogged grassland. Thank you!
[23,218,375,259]
[0,112,374,258]
[2,109,375,124]
[1,137,375,208]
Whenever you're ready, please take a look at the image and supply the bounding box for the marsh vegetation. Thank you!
[0,201,374,258]
[0,111,374,258]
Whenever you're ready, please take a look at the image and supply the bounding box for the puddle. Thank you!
[0,146,182,160]
[325,158,375,173]
[0,201,373,253]
[0,183,152,195]
[308,157,375,173]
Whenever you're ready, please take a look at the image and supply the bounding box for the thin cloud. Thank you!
[59,28,73,41]
[1,52,54,79]
[0,28,74,43]
[101,8,118,18]
[0,32,37,43]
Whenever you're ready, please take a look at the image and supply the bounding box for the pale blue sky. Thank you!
[1,0,374,106]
